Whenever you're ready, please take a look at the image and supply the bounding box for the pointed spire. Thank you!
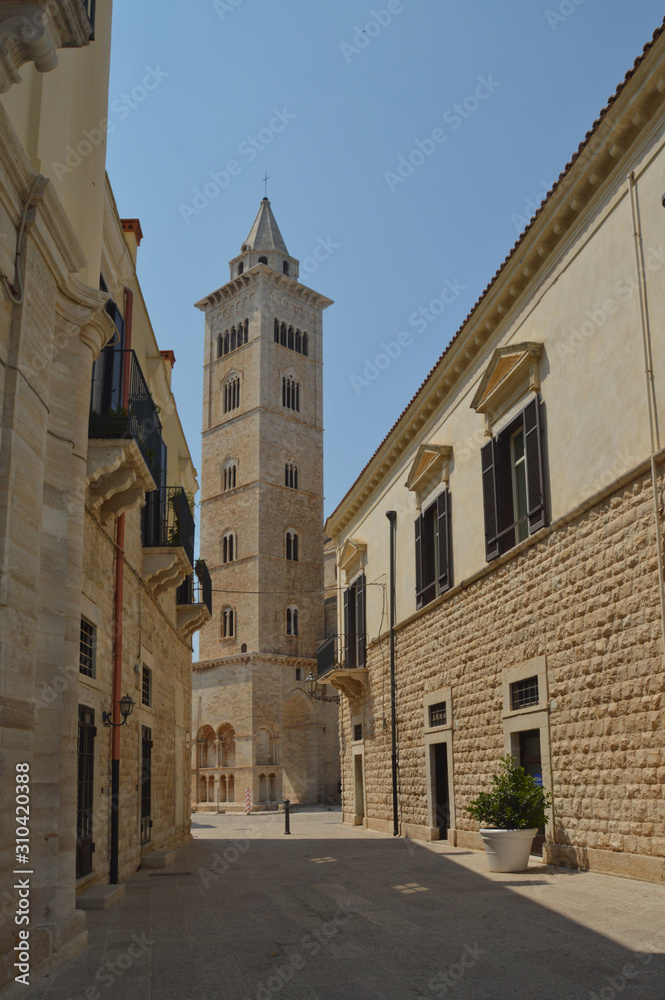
[243,198,289,255]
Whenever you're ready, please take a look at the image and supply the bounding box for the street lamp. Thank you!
[305,671,317,697]
[102,693,135,727]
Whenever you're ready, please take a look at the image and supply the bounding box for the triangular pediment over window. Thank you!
[406,444,452,509]
[471,342,543,435]
[339,538,367,584]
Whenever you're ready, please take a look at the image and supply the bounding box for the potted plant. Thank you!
[466,754,551,873]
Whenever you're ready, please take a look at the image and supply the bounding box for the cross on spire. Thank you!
[262,171,270,199]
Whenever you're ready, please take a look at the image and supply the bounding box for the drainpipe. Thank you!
[386,511,398,836]
[628,173,665,664]
[110,288,133,884]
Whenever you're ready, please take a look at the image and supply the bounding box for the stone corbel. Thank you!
[143,546,192,596]
[176,603,212,641]
[328,668,368,702]
[87,440,156,521]
[0,2,92,94]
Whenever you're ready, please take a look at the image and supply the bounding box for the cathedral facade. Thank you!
[192,200,340,810]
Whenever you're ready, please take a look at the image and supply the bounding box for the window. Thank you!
[511,676,539,711]
[222,606,235,638]
[295,330,302,353]
[258,256,268,265]
[302,333,309,357]
[481,395,546,562]
[288,326,294,350]
[286,530,299,561]
[283,261,289,275]
[415,489,452,609]
[282,376,300,412]
[142,665,152,707]
[222,531,236,563]
[218,321,249,358]
[286,606,299,636]
[238,261,244,275]
[79,618,95,677]
[274,319,280,343]
[223,460,237,491]
[285,461,298,489]
[353,723,363,742]
[429,702,447,727]
[273,318,307,357]
[295,668,302,681]
[343,574,366,668]
[224,375,240,413]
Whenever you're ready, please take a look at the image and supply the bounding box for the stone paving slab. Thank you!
[24,808,665,1000]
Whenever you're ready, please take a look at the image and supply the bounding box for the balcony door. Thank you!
[141,726,153,845]
[76,706,95,877]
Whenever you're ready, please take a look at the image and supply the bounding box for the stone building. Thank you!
[324,22,665,882]
[0,5,207,995]
[192,200,340,810]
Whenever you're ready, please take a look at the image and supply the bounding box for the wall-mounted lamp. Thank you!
[305,672,340,704]
[102,693,135,727]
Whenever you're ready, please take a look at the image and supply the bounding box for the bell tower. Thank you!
[192,199,339,809]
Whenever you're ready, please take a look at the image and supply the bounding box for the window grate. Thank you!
[142,666,152,707]
[79,619,95,677]
[429,702,447,727]
[511,676,539,711]
[353,724,362,742]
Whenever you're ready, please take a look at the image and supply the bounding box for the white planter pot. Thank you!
[479,828,537,873]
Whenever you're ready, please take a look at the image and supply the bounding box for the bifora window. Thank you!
[222,606,235,638]
[511,676,539,710]
[79,618,95,677]
[286,606,299,636]
[285,461,298,489]
[223,460,237,491]
[481,395,547,562]
[222,531,236,563]
[285,530,299,561]
[414,489,452,609]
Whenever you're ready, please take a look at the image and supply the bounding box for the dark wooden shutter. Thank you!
[343,587,350,667]
[524,395,546,534]
[415,515,424,609]
[437,489,452,593]
[356,574,366,667]
[481,438,500,562]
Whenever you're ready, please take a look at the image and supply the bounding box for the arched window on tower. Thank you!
[287,326,294,350]
[283,261,289,275]
[243,319,249,344]
[230,327,237,352]
[285,530,299,562]
[282,377,300,412]
[274,318,280,343]
[224,375,240,413]
[222,606,235,639]
[295,329,302,353]
[258,256,268,265]
[295,668,302,681]
[223,330,230,355]
[280,323,287,347]
[222,530,236,563]
[286,606,299,636]
[284,461,298,489]
[223,460,237,491]
[238,261,244,275]
[302,332,309,357]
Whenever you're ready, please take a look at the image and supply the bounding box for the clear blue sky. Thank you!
[107,0,665,520]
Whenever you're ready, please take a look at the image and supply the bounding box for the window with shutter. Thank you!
[480,394,547,562]
[414,490,452,609]
[342,574,366,667]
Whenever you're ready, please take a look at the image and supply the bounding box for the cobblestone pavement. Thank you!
[26,809,665,1000]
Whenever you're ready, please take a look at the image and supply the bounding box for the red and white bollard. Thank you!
[245,787,251,815]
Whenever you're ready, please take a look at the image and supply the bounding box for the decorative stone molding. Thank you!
[338,537,366,585]
[328,667,368,702]
[176,602,212,641]
[143,546,191,596]
[471,342,543,436]
[86,440,156,522]
[0,1,92,94]
[406,444,453,510]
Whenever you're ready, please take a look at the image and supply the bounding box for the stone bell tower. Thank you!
[192,199,339,809]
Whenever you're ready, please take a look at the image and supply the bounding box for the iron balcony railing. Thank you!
[89,348,163,483]
[142,487,195,568]
[316,634,337,679]
[176,560,212,616]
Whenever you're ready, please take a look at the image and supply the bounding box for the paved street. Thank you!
[28,810,665,1000]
